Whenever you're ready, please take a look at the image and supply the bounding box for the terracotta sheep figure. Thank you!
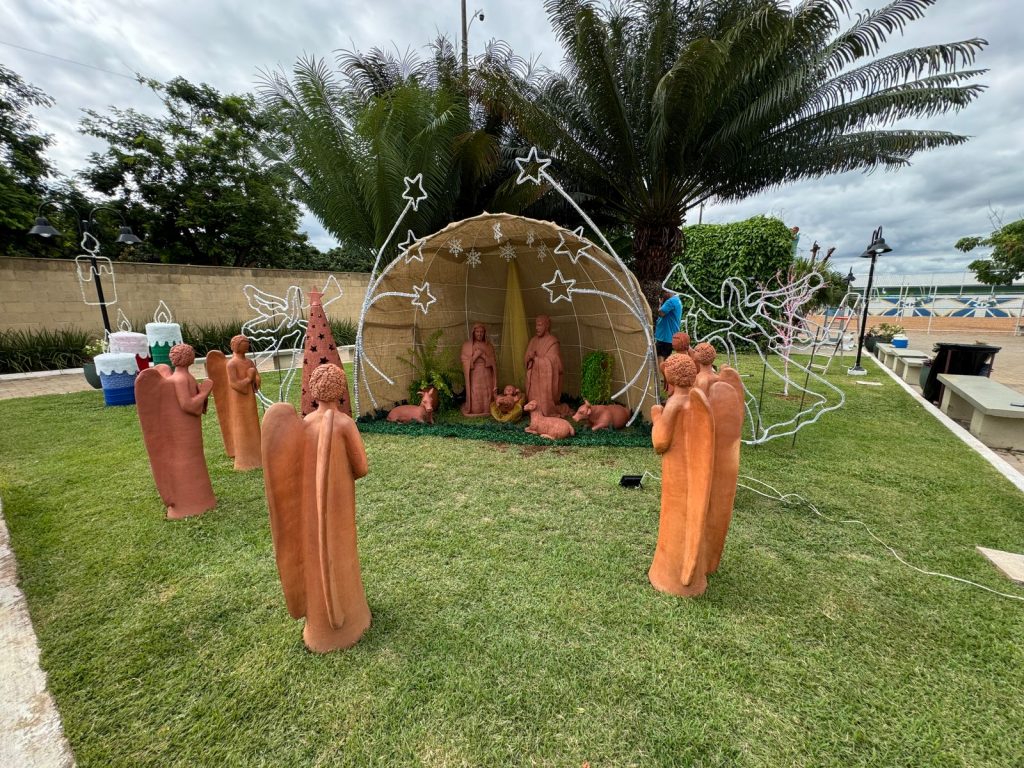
[523,400,575,440]
[387,388,435,424]
[572,400,631,431]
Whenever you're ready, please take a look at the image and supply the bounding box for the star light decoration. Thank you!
[542,269,576,304]
[554,226,593,264]
[465,248,481,268]
[499,241,517,262]
[448,238,464,256]
[514,146,552,185]
[411,282,436,315]
[398,230,424,263]
[402,173,428,211]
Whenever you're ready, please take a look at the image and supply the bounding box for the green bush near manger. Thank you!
[1,357,1023,766]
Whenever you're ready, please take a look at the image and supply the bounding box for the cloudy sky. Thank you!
[4,0,1022,280]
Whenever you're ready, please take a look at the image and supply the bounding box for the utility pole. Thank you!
[461,0,468,73]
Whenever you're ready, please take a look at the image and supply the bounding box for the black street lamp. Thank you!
[28,203,142,333]
[848,226,893,375]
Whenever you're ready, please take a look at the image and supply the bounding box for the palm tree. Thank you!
[493,0,988,303]
[259,38,543,263]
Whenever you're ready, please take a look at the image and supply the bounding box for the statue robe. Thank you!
[461,339,497,416]
[262,403,371,653]
[524,332,563,416]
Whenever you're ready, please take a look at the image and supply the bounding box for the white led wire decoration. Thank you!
[241,275,344,408]
[116,309,132,332]
[354,151,661,423]
[152,300,174,323]
[661,262,846,445]
[74,232,118,308]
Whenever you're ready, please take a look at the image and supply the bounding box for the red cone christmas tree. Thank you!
[300,288,352,417]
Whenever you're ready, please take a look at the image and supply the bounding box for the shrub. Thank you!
[671,216,795,340]
[0,328,94,374]
[0,318,358,373]
[580,351,613,404]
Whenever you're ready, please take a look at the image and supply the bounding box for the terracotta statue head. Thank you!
[534,315,551,337]
[503,385,520,398]
[169,343,195,368]
[310,363,347,403]
[523,400,539,413]
[671,332,691,353]
[472,323,486,342]
[663,354,698,389]
[692,342,717,366]
[230,334,250,354]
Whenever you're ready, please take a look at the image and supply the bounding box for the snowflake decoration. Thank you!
[448,238,464,256]
[492,222,503,241]
[514,146,552,185]
[411,282,436,315]
[542,269,576,304]
[554,226,592,264]
[465,248,481,268]
[525,229,536,246]
[402,173,428,211]
[536,242,550,262]
[499,241,517,262]
[398,229,424,263]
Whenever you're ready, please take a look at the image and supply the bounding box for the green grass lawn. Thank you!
[1,358,1022,767]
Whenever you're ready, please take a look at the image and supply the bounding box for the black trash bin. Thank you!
[921,342,1001,404]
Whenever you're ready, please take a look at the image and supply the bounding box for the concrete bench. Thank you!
[895,355,929,384]
[876,343,928,372]
[937,374,1024,450]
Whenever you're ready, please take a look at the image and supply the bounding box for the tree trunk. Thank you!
[632,222,683,317]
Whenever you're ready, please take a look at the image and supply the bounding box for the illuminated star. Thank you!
[398,230,423,263]
[554,226,592,264]
[514,146,552,185]
[499,241,516,261]
[402,173,428,211]
[542,269,576,304]
[466,248,481,268]
[411,282,436,315]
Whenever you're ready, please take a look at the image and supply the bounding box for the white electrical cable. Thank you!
[634,470,1024,602]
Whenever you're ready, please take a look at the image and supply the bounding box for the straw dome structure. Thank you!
[354,212,659,421]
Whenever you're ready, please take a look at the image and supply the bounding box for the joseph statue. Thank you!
[524,315,565,416]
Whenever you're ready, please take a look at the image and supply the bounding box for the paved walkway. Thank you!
[0,499,75,768]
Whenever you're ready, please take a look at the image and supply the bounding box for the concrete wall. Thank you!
[0,257,370,333]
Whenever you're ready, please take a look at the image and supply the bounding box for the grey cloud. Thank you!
[4,0,1019,271]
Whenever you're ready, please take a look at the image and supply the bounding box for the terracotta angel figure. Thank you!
[460,323,498,416]
[207,334,262,470]
[524,315,566,417]
[135,344,216,520]
[648,352,742,597]
[262,363,371,653]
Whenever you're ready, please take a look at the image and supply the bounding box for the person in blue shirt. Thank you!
[654,289,682,387]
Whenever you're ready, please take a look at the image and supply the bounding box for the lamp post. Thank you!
[848,226,893,376]
[29,203,142,333]
[460,1,485,73]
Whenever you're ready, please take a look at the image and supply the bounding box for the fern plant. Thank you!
[397,329,462,411]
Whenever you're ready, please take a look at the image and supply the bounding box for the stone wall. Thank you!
[0,257,370,333]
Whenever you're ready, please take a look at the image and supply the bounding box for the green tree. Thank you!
[0,64,59,256]
[79,77,315,268]
[494,0,987,305]
[955,218,1024,284]
[260,38,543,264]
